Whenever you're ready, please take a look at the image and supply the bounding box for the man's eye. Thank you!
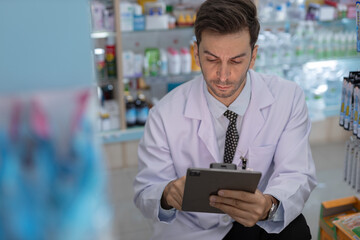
[231,60,242,64]
[207,58,217,62]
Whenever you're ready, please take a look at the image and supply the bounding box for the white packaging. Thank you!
[91,1,106,31]
[160,49,168,76]
[180,47,191,74]
[144,2,166,15]
[318,5,336,21]
[122,51,135,78]
[104,6,115,31]
[120,2,134,32]
[167,48,181,75]
[145,15,169,30]
[134,54,143,77]
[103,100,120,130]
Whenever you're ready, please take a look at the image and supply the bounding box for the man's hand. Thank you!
[161,176,186,210]
[209,189,277,227]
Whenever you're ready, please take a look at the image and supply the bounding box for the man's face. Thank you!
[194,30,258,107]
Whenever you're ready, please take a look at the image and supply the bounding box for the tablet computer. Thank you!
[181,168,262,213]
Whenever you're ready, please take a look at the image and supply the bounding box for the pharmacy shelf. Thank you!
[121,26,193,34]
[100,126,144,144]
[91,31,116,39]
[100,58,359,143]
[100,104,342,144]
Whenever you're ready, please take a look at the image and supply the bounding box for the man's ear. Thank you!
[194,42,200,67]
[249,45,258,69]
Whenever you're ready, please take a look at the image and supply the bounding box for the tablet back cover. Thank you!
[182,168,261,213]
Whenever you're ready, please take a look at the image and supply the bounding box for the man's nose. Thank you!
[217,63,230,82]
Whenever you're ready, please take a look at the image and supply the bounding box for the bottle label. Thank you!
[137,107,149,124]
[106,45,117,77]
[126,108,136,125]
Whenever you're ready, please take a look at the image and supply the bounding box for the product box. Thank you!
[145,15,168,30]
[319,196,360,240]
[333,212,360,240]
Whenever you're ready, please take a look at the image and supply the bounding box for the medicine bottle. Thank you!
[125,92,136,127]
[135,92,149,126]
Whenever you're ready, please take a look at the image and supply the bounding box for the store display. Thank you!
[90,0,360,137]
[339,71,360,132]
[338,72,360,194]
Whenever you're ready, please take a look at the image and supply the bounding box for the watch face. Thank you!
[268,203,277,220]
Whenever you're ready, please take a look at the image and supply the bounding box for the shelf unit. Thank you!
[91,1,358,144]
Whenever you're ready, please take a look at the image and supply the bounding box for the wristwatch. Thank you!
[267,198,278,221]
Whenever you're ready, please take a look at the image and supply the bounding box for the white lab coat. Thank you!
[134,69,317,240]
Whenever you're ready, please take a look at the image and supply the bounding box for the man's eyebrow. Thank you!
[203,50,247,59]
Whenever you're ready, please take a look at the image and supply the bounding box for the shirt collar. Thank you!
[204,71,251,119]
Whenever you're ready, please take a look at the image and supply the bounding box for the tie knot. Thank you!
[224,110,237,123]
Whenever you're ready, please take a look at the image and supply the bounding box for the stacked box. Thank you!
[333,212,360,240]
[319,196,360,240]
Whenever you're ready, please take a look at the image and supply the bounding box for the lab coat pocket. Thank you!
[248,144,276,173]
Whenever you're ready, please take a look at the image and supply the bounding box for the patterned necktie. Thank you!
[223,110,239,163]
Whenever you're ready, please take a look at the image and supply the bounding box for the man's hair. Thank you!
[194,0,260,50]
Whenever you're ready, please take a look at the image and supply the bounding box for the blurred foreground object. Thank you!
[0,88,112,240]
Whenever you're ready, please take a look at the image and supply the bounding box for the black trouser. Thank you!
[223,214,311,240]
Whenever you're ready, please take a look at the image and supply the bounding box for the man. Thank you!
[134,0,317,239]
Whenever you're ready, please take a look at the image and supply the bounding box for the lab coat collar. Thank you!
[184,70,275,163]
[234,69,275,164]
[184,75,219,162]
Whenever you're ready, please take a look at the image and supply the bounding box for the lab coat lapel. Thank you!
[184,77,220,163]
[235,70,275,164]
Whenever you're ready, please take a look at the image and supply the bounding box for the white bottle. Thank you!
[180,47,191,74]
[255,33,267,67]
[167,48,181,75]
[160,49,168,76]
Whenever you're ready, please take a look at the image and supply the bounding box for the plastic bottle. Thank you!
[160,49,168,76]
[265,32,279,66]
[339,32,347,57]
[304,21,315,60]
[135,92,149,126]
[106,36,117,78]
[259,1,274,22]
[315,32,325,60]
[292,24,305,63]
[180,47,191,74]
[280,33,293,64]
[275,4,286,22]
[94,48,105,79]
[255,33,267,67]
[167,48,181,75]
